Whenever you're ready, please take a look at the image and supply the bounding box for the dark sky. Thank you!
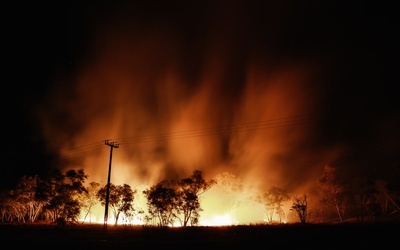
[2,1,399,191]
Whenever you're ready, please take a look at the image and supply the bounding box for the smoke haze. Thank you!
[9,1,394,223]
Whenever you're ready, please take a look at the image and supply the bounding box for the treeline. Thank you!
[311,164,399,223]
[0,169,215,227]
[0,165,399,226]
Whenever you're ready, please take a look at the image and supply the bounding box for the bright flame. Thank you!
[77,175,294,226]
[200,214,234,226]
[38,2,342,227]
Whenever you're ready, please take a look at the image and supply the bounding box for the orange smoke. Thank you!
[36,2,343,225]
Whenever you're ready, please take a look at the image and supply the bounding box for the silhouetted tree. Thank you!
[12,175,46,223]
[1,175,48,223]
[78,181,101,223]
[291,194,311,224]
[318,164,346,222]
[143,170,216,227]
[378,167,400,220]
[0,189,26,222]
[176,170,216,226]
[348,176,378,222]
[39,168,88,226]
[97,183,136,225]
[143,181,179,227]
[256,186,290,223]
[375,180,400,220]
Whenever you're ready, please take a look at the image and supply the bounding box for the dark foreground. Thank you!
[0,222,398,249]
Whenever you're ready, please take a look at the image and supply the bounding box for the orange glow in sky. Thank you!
[35,2,363,226]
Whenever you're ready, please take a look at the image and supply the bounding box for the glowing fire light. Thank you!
[200,214,234,226]
[77,177,292,226]
[40,2,338,227]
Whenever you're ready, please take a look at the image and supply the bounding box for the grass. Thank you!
[1,221,398,249]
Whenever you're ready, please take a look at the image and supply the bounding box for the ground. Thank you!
[1,222,398,249]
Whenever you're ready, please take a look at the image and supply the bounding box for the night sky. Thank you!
[2,1,399,192]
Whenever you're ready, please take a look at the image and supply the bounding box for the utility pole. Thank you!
[103,140,119,231]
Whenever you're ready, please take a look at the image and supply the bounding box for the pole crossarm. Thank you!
[104,139,120,149]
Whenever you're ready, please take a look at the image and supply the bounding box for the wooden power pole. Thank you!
[103,139,119,231]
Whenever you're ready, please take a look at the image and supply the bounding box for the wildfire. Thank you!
[77,176,293,227]
[37,1,338,228]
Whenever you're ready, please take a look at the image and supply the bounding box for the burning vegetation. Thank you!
[0,164,399,226]
[2,1,399,228]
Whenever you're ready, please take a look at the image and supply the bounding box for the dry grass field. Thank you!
[0,222,398,249]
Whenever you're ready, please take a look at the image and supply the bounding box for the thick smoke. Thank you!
[36,2,347,223]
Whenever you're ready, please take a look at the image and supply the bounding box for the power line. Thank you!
[60,113,330,157]
[60,142,105,158]
[112,113,325,145]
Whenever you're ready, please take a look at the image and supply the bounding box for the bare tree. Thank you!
[348,177,377,222]
[256,186,290,223]
[11,175,46,223]
[78,181,101,223]
[318,164,346,222]
[0,188,29,223]
[375,180,400,220]
[291,194,311,224]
